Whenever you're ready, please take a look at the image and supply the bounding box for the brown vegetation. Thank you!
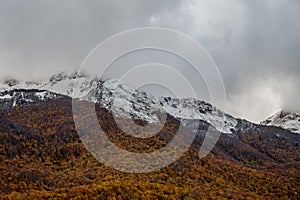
[0,98,299,199]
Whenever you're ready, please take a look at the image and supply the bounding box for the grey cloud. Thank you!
[0,0,299,122]
[0,0,181,79]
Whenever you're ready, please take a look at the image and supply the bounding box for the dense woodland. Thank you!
[0,98,299,199]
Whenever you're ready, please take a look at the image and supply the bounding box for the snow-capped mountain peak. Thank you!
[1,72,237,134]
[261,110,300,134]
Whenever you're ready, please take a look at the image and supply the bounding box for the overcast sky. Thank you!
[0,0,299,122]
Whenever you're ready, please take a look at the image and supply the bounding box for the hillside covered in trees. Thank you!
[0,98,299,199]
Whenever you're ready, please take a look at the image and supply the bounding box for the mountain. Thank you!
[0,72,237,134]
[0,72,299,198]
[2,72,300,136]
[0,97,299,199]
[261,110,300,134]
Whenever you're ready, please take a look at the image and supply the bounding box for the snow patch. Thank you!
[261,110,300,134]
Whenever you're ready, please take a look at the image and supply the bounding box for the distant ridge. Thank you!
[261,110,300,134]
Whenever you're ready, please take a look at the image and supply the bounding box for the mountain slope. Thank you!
[0,98,299,199]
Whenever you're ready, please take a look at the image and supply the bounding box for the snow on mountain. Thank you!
[82,79,164,123]
[0,89,61,111]
[1,74,92,99]
[158,97,237,134]
[0,72,237,134]
[261,111,300,134]
[0,79,43,92]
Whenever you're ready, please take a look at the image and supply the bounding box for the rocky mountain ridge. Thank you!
[0,72,299,135]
